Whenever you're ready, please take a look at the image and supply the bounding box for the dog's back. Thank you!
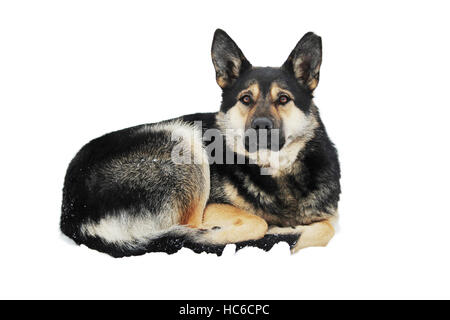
[61,120,214,257]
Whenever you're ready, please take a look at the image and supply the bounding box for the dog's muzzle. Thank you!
[244,118,285,152]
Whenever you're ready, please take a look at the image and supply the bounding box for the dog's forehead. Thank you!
[239,67,293,95]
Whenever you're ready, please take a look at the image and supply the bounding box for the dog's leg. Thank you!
[268,218,336,253]
[181,199,208,229]
[201,204,268,244]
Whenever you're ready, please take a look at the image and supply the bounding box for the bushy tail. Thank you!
[73,225,227,258]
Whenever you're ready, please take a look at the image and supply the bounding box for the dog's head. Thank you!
[212,29,321,156]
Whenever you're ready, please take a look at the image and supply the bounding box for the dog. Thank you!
[60,29,341,257]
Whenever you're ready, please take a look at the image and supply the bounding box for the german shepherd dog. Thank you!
[61,29,341,257]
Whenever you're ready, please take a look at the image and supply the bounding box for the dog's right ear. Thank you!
[211,29,252,89]
[282,32,322,91]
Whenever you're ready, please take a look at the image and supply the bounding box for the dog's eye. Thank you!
[278,95,290,105]
[240,95,252,106]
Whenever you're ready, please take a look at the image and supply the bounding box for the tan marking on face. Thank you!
[216,83,261,154]
[269,83,294,102]
[234,83,261,125]
[266,83,293,126]
[268,105,281,129]
[244,104,258,129]
[237,83,260,102]
[272,82,318,146]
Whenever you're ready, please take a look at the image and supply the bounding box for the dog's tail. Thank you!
[67,224,227,258]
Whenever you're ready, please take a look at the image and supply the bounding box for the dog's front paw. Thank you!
[267,221,335,253]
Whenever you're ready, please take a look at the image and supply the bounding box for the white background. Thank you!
[1,0,449,299]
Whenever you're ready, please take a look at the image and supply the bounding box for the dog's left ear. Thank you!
[282,32,322,91]
[211,29,252,89]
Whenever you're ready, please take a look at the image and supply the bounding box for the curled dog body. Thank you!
[60,29,341,257]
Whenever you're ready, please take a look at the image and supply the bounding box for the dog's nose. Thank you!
[251,117,273,130]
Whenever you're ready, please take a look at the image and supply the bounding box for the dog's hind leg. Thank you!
[201,204,268,244]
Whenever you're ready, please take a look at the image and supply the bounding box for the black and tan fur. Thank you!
[60,29,340,257]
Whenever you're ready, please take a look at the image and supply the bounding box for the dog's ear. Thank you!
[282,32,322,91]
[211,29,252,89]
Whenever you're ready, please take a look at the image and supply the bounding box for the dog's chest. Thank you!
[212,166,309,226]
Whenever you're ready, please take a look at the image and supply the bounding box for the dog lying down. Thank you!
[60,29,341,257]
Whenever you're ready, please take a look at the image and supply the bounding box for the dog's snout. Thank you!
[251,117,273,130]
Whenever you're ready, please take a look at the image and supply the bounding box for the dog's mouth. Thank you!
[243,129,285,152]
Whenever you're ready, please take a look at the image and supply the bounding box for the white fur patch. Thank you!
[80,211,168,246]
